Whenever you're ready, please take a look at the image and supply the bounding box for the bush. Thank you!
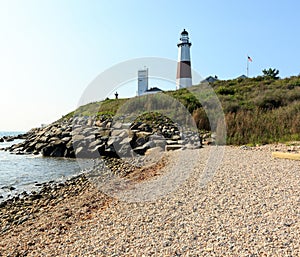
[192,108,210,131]
[215,86,235,95]
[255,94,283,110]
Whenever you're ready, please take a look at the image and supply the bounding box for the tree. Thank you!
[262,68,280,80]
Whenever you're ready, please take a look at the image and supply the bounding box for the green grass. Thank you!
[60,75,300,145]
[62,98,128,120]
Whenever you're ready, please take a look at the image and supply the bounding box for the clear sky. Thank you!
[0,0,300,131]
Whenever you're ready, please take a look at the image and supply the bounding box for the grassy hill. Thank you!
[62,75,300,145]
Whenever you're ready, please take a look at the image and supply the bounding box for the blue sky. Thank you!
[0,0,300,130]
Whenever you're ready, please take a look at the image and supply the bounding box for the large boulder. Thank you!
[41,145,55,157]
[133,141,155,155]
[34,143,48,151]
[50,146,65,157]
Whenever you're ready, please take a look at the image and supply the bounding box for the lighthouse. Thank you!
[176,29,192,90]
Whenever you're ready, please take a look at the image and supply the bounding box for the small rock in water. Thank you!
[9,186,16,191]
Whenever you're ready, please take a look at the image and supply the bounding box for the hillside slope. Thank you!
[61,75,300,145]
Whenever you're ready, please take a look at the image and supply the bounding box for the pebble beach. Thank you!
[1,145,300,256]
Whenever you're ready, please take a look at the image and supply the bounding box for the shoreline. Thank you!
[0,152,168,236]
[1,145,300,256]
[1,141,299,204]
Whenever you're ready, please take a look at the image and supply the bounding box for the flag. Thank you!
[248,56,253,62]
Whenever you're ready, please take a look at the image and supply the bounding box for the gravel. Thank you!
[1,145,300,256]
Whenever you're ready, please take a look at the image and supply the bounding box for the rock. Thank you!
[136,131,152,138]
[130,122,142,130]
[52,139,64,146]
[117,143,133,158]
[17,215,29,225]
[0,137,4,142]
[165,145,183,151]
[119,137,131,145]
[84,134,96,141]
[38,136,50,143]
[145,146,164,155]
[64,148,75,158]
[107,136,122,147]
[86,118,93,126]
[111,129,127,138]
[49,137,61,143]
[9,142,24,151]
[61,136,71,142]
[138,123,152,132]
[72,134,85,142]
[25,147,34,153]
[90,144,105,155]
[4,111,202,159]
[41,145,55,157]
[75,146,84,157]
[240,145,251,150]
[88,139,103,149]
[152,140,166,149]
[9,186,16,191]
[50,146,65,157]
[34,143,48,151]
[66,140,74,149]
[104,146,118,158]
[3,136,14,142]
[30,194,42,200]
[185,143,201,149]
[133,141,155,155]
[171,135,181,140]
[166,140,178,145]
[111,122,123,129]
[135,137,147,147]
[95,120,102,127]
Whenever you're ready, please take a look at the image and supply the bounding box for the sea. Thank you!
[0,131,85,202]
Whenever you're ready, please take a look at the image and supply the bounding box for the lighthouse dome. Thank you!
[181,29,188,35]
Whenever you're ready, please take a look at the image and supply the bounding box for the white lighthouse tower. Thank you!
[176,29,192,90]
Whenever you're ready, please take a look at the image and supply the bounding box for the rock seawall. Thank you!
[5,114,202,158]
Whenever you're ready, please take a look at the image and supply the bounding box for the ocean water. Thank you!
[0,131,84,201]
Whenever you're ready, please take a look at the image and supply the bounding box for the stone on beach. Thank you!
[1,146,300,256]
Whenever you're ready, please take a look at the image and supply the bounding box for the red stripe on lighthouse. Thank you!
[176,61,191,79]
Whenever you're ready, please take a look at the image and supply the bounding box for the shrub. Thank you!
[255,94,283,110]
[192,108,210,131]
[215,86,235,95]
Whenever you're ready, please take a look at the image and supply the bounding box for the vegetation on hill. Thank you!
[210,75,300,144]
[61,74,300,145]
